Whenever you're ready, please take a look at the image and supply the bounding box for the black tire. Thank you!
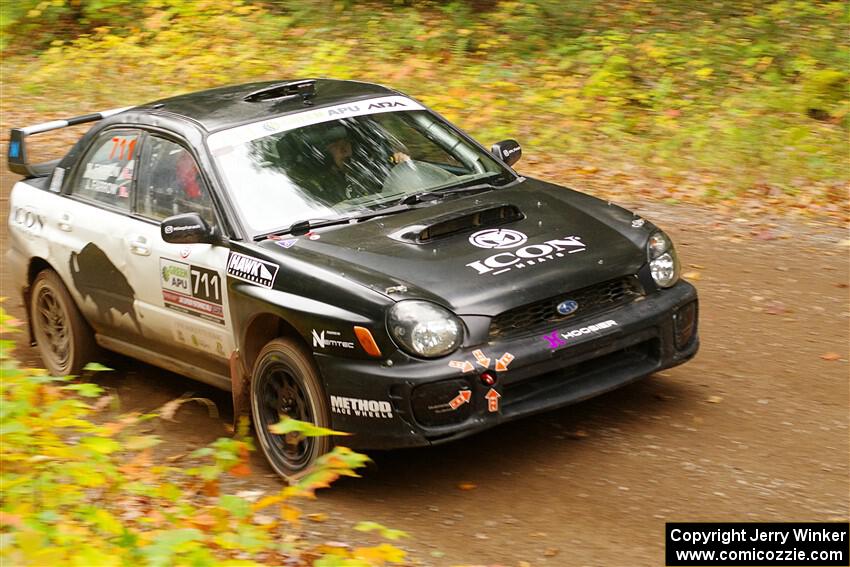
[250,338,331,482]
[29,269,94,376]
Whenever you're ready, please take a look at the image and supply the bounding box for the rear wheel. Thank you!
[250,338,331,482]
[29,269,94,376]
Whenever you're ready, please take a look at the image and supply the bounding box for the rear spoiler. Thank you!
[7,106,132,178]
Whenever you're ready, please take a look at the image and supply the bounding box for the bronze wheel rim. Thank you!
[34,286,71,372]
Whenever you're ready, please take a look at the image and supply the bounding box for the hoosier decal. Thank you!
[227,252,279,288]
[541,319,618,350]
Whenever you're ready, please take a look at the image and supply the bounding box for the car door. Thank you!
[53,128,145,340]
[118,133,235,365]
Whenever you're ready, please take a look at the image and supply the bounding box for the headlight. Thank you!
[388,300,462,358]
[647,231,679,288]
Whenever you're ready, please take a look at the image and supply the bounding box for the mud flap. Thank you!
[229,350,250,430]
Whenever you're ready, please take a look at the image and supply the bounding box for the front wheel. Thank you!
[250,338,331,482]
[29,269,95,376]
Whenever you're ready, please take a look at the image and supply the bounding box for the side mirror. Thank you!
[491,139,522,167]
[161,213,214,244]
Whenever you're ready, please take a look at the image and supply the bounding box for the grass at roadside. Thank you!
[1,1,847,221]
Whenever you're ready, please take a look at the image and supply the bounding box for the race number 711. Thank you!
[190,268,221,304]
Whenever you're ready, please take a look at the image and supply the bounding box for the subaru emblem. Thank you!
[556,300,579,316]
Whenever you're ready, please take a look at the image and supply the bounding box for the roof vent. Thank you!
[243,80,316,104]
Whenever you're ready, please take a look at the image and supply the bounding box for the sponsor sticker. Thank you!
[448,390,472,410]
[485,388,501,412]
[424,389,472,414]
[502,146,521,159]
[541,319,619,350]
[12,206,44,238]
[472,349,491,368]
[80,157,135,199]
[160,258,224,324]
[172,323,228,358]
[468,228,528,249]
[330,395,393,419]
[207,95,425,150]
[449,360,475,373]
[49,167,65,193]
[275,238,298,249]
[227,252,279,288]
[466,235,587,276]
[312,329,355,350]
[495,352,515,372]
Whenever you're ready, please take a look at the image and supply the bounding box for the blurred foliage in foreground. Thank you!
[0,307,407,566]
[1,0,847,208]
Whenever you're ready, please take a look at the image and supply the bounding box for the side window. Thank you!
[136,136,216,226]
[73,130,139,211]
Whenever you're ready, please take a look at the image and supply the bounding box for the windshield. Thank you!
[208,96,511,234]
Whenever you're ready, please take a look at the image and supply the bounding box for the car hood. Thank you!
[257,177,653,316]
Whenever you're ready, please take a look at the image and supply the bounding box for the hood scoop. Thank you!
[388,203,524,244]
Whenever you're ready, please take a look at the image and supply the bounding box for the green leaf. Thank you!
[63,382,103,397]
[218,495,250,519]
[80,436,121,454]
[190,447,214,458]
[268,416,350,437]
[83,362,114,372]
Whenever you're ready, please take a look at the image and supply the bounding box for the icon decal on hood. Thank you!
[466,235,587,276]
[469,228,528,249]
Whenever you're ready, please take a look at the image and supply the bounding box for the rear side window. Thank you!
[136,136,216,227]
[72,130,140,211]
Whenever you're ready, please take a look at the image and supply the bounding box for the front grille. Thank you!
[489,276,644,340]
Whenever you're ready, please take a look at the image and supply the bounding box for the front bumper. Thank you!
[315,280,699,450]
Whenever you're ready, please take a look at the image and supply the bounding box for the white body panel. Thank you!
[7,179,234,372]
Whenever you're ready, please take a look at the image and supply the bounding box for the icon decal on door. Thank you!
[160,258,224,325]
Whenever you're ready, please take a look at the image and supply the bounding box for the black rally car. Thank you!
[6,79,699,480]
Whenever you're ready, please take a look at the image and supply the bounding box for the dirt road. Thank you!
[2,174,848,565]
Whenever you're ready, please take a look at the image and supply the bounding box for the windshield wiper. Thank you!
[397,174,518,206]
[254,204,414,241]
[397,184,487,205]
[254,174,520,241]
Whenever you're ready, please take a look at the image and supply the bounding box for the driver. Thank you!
[317,125,370,202]
[319,126,409,203]
[282,122,413,207]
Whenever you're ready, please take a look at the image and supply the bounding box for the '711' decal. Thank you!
[160,258,224,325]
